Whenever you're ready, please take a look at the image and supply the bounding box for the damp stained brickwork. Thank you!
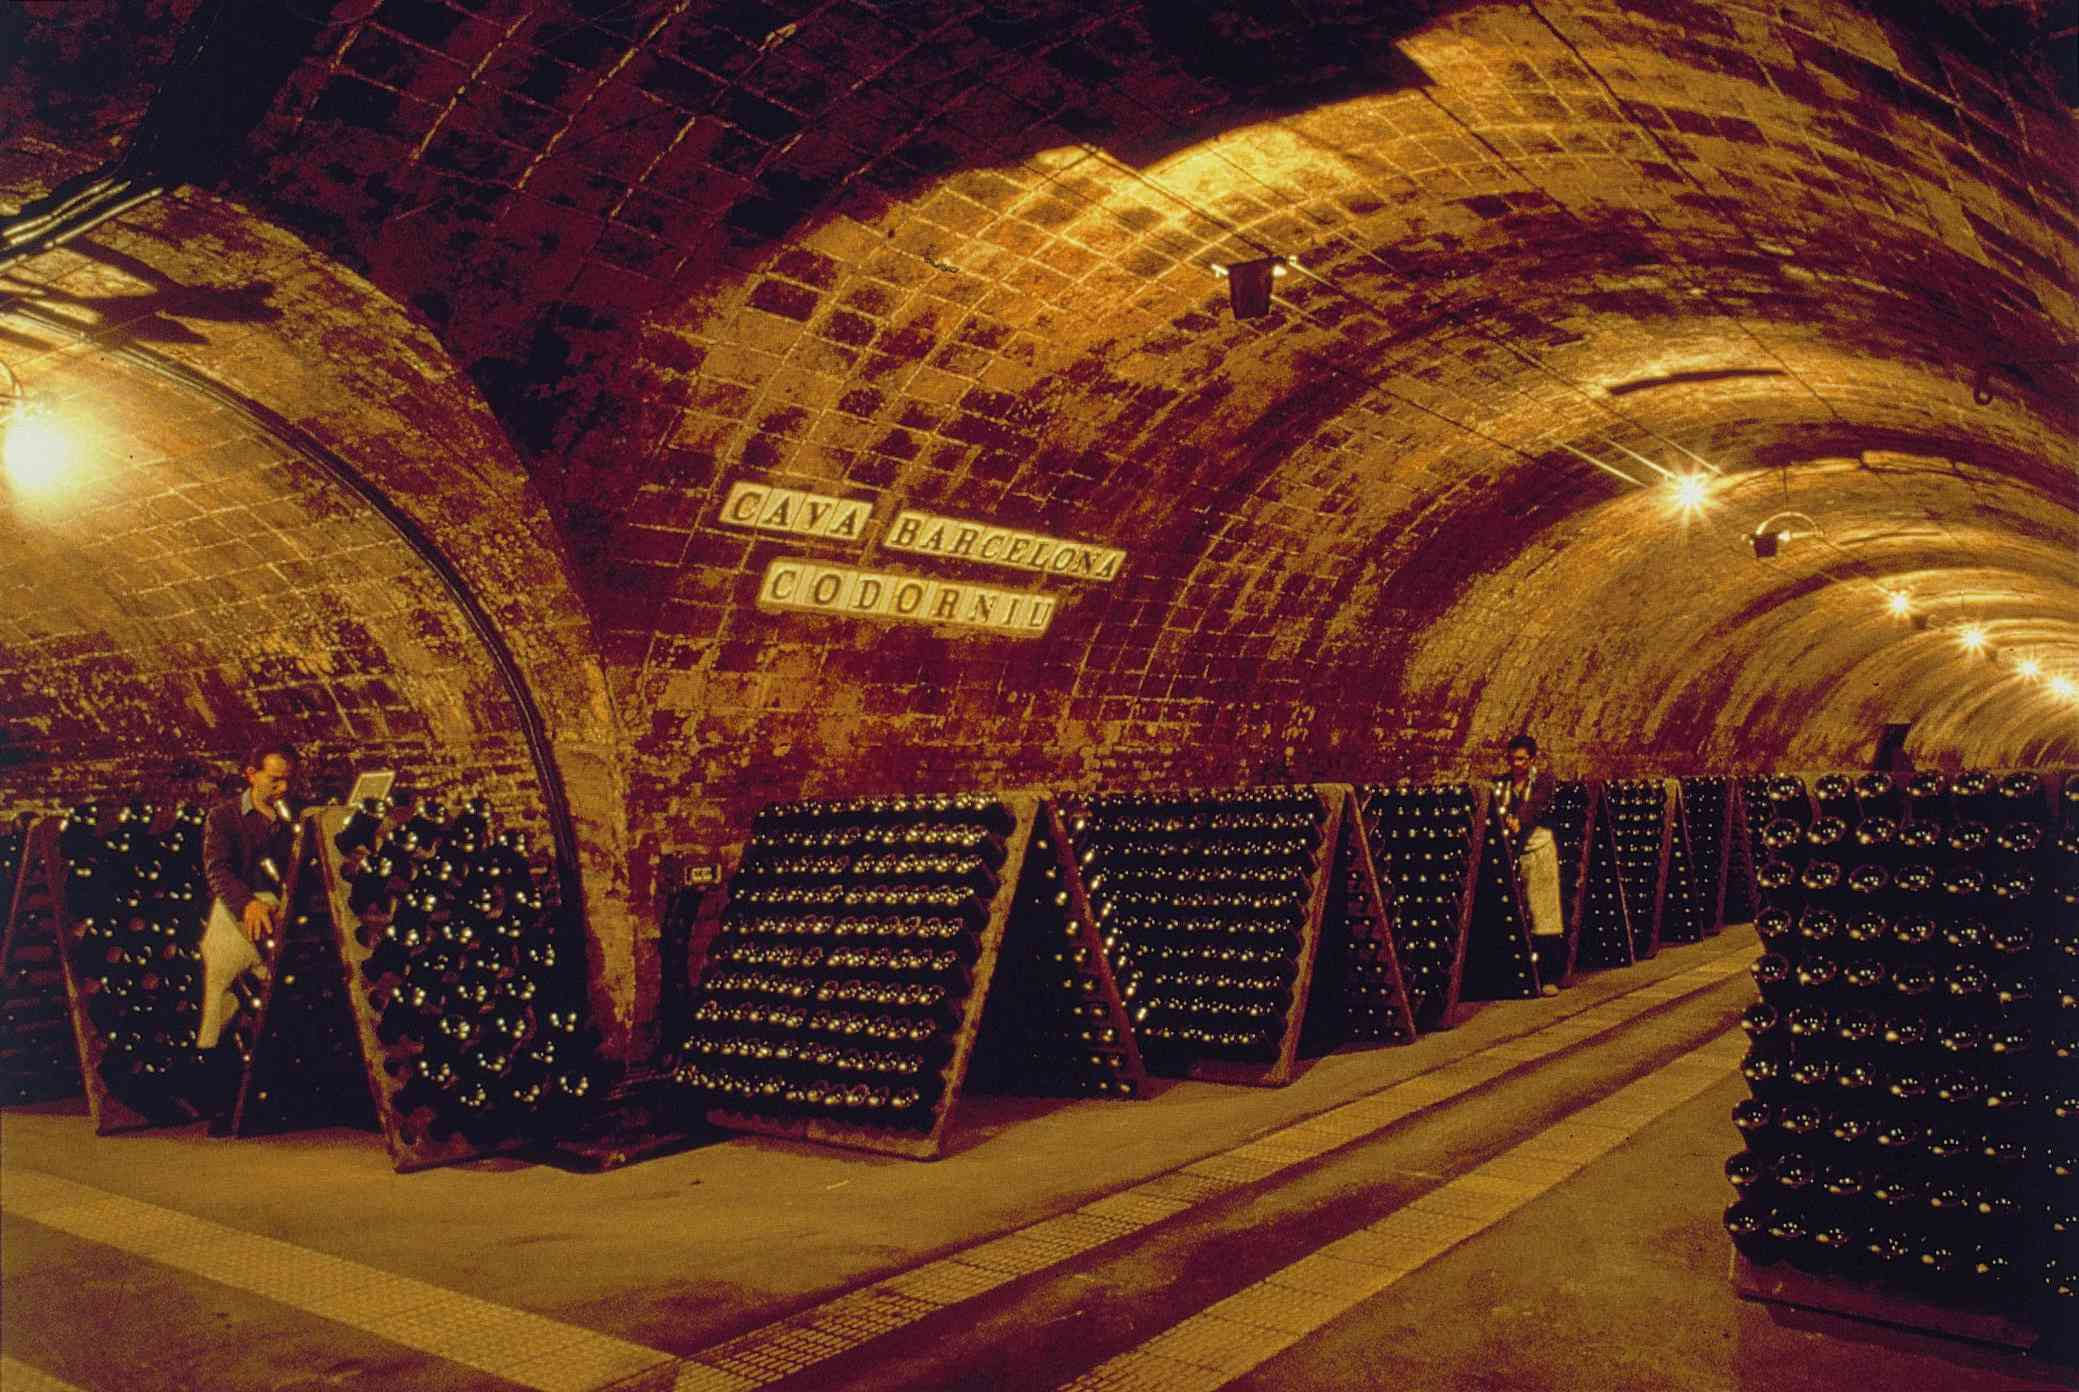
[2,0,2074,1060]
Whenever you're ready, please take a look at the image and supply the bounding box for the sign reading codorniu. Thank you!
[881,510,1125,583]
[758,558,1057,637]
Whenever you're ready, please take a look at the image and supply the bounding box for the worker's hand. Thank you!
[240,897,277,943]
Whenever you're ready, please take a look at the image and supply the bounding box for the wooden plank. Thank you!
[312,804,519,1173]
[1692,778,1734,936]
[1729,1253,2038,1352]
[1647,778,1676,955]
[1724,778,1765,926]
[0,818,85,1105]
[1600,779,1670,960]
[703,791,1040,1158]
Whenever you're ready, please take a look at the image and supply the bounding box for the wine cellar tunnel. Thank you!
[0,1,2075,1388]
[5,0,2075,1061]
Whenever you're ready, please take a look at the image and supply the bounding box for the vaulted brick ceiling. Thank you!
[5,0,2077,794]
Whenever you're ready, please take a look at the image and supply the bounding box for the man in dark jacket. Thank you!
[197,741,299,1051]
[1496,734,1564,995]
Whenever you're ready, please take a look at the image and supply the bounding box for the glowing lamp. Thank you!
[2,407,73,494]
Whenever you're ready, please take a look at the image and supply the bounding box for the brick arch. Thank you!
[1406,455,2078,769]
[3,0,2072,1006]
[0,192,643,1054]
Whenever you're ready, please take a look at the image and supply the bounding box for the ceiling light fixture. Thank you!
[1886,591,1912,618]
[1213,255,1289,319]
[2051,675,2077,701]
[1671,473,1710,513]
[1958,623,1987,653]
[1750,510,1814,559]
[2,400,74,494]
[2017,658,2041,679]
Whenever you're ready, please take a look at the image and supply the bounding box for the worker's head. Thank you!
[1506,734,1537,774]
[244,740,300,809]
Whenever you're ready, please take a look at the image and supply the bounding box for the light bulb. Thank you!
[1886,591,1911,617]
[1670,474,1709,513]
[2051,675,2076,701]
[1958,624,1987,652]
[2017,658,2041,679]
[2,408,72,493]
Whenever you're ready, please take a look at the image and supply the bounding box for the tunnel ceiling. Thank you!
[0,316,531,758]
[4,0,2077,780]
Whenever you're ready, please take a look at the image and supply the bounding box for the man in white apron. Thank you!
[1496,734,1565,996]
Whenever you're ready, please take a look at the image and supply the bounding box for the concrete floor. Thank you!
[2,926,2070,1392]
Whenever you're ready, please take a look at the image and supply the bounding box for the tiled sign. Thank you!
[882,510,1125,582]
[757,558,1057,637]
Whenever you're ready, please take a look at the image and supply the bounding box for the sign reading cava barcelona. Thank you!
[759,558,1057,637]
[882,510,1125,582]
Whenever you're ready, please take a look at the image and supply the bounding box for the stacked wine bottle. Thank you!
[337,796,594,1148]
[1568,783,1636,968]
[1602,779,1670,957]
[1,818,81,1104]
[56,801,215,1121]
[236,866,367,1133]
[1300,807,1417,1049]
[1464,791,1539,999]
[1672,777,1733,940]
[1068,786,1325,1068]
[1549,781,1593,941]
[673,794,1013,1132]
[1361,784,1477,1030]
[1723,778,1762,926]
[1726,770,2071,1336]
[969,814,1145,1098]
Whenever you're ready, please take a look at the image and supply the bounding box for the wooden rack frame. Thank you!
[1550,780,1600,984]
[230,810,375,1139]
[699,791,1043,1159]
[1062,785,1343,1089]
[1176,785,1339,1087]
[1686,779,1734,937]
[1573,783,1638,971]
[44,811,203,1135]
[1461,784,1544,1002]
[1357,782,1481,1032]
[312,804,525,1172]
[1730,1254,2039,1352]
[0,819,85,1105]
[1299,786,1419,1053]
[1598,779,1675,961]
[1727,767,2068,1349]
[1658,783,1709,946]
[969,799,1151,1104]
[1721,779,1758,926]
